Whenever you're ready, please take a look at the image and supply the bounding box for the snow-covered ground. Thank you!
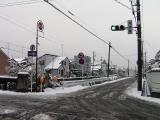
[0,85,88,96]
[126,81,160,104]
[0,77,129,97]
[0,108,16,115]
[31,113,53,120]
[94,77,130,87]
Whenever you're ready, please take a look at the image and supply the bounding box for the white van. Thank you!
[146,68,160,94]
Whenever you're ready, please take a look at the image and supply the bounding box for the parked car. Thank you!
[146,68,160,95]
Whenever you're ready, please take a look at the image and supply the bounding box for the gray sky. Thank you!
[0,0,159,68]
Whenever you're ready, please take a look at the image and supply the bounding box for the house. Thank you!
[38,54,58,73]
[91,65,101,76]
[8,57,32,76]
[70,55,91,77]
[101,60,108,76]
[0,48,9,75]
[45,57,70,77]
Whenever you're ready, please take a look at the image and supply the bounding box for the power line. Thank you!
[53,0,110,43]
[0,40,54,57]
[129,0,137,24]
[0,15,61,45]
[0,0,56,7]
[113,0,132,10]
[0,0,42,7]
[1,0,129,62]
[44,0,110,46]
[0,15,35,34]
[45,0,129,62]
[111,46,128,61]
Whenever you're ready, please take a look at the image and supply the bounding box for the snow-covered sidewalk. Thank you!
[126,82,160,104]
[0,77,130,96]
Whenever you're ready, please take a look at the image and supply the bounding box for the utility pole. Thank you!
[35,20,44,92]
[35,23,38,91]
[100,57,103,68]
[107,42,111,77]
[92,51,95,76]
[128,60,130,77]
[144,52,147,75]
[137,0,142,91]
[135,66,137,76]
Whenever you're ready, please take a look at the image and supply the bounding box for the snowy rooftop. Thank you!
[18,72,29,75]
[45,57,66,70]
[0,75,17,79]
[91,65,101,70]
[13,57,26,64]
[150,68,160,72]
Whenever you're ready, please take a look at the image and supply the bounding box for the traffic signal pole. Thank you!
[137,0,142,91]
[128,60,130,77]
[107,42,111,77]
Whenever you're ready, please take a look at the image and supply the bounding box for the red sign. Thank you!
[79,58,84,64]
[78,52,84,58]
[37,20,44,32]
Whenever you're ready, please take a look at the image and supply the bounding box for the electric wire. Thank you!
[45,0,129,62]
[44,0,110,46]
[1,0,129,63]
[113,0,132,10]
[0,40,51,56]
[129,0,137,24]
[0,0,43,7]
[53,0,110,44]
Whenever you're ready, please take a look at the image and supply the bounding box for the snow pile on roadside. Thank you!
[95,77,131,87]
[0,77,129,96]
[31,113,52,120]
[126,82,160,104]
[0,109,16,114]
[0,85,88,96]
[43,85,88,95]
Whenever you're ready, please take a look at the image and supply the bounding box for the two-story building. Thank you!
[38,54,58,74]
[45,57,70,77]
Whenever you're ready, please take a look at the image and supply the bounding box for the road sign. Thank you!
[37,20,44,32]
[28,51,37,57]
[30,44,35,51]
[78,52,84,58]
[79,58,84,64]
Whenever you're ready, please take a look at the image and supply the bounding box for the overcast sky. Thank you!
[0,0,159,68]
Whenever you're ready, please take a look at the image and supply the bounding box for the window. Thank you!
[39,60,45,65]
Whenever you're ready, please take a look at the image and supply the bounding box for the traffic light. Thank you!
[127,20,133,34]
[37,20,44,32]
[111,25,125,31]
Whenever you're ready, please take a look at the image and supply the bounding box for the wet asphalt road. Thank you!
[0,77,160,120]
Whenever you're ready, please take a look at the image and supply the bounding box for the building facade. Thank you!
[0,49,9,75]
[45,57,70,77]
[70,55,91,76]
[38,54,58,73]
